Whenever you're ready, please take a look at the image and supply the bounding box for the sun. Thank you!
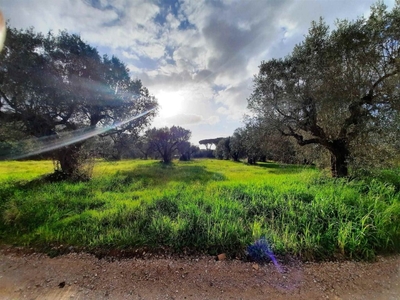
[157,90,185,118]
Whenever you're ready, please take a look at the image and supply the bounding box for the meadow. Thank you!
[0,159,399,261]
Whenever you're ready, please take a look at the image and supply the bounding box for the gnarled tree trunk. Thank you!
[56,142,84,178]
[328,140,349,178]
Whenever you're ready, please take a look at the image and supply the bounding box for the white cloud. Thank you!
[166,13,180,29]
[122,51,139,60]
[206,115,220,125]
[138,43,165,60]
[215,79,253,120]
[163,113,219,126]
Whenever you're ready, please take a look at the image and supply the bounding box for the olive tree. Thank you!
[248,2,400,177]
[215,137,231,160]
[177,141,199,161]
[0,27,157,178]
[229,131,246,162]
[147,126,191,163]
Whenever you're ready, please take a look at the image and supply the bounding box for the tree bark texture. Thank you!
[57,143,84,177]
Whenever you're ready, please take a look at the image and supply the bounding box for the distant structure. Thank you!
[199,137,225,150]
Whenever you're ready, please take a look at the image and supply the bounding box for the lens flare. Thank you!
[0,11,5,52]
[0,108,156,161]
[265,244,284,273]
[247,237,283,273]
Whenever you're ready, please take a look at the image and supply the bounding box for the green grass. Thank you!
[0,160,54,182]
[0,159,399,260]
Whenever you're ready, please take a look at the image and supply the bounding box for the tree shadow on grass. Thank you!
[0,170,94,204]
[1,161,227,198]
[108,161,226,188]
[255,162,313,175]
[0,172,57,201]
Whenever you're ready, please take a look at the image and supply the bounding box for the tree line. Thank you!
[92,125,199,163]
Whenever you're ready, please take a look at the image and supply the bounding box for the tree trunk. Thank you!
[247,156,256,165]
[57,143,83,178]
[112,138,126,161]
[329,140,349,178]
[162,149,172,163]
[163,156,172,163]
[112,151,122,161]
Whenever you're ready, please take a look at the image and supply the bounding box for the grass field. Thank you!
[0,159,399,260]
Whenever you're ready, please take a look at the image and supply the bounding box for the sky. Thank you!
[1,0,395,146]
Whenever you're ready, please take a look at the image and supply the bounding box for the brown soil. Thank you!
[0,247,399,300]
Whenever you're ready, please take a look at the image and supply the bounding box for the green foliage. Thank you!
[146,126,191,163]
[0,159,399,260]
[248,2,400,177]
[214,137,231,160]
[0,27,158,176]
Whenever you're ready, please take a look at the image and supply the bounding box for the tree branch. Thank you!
[0,89,14,108]
[339,69,398,139]
[280,126,321,146]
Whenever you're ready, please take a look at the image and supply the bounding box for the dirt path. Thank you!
[0,248,399,300]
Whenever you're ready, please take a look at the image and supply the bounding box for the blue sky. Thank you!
[2,0,395,146]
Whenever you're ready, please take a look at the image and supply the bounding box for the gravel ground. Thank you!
[0,247,399,300]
